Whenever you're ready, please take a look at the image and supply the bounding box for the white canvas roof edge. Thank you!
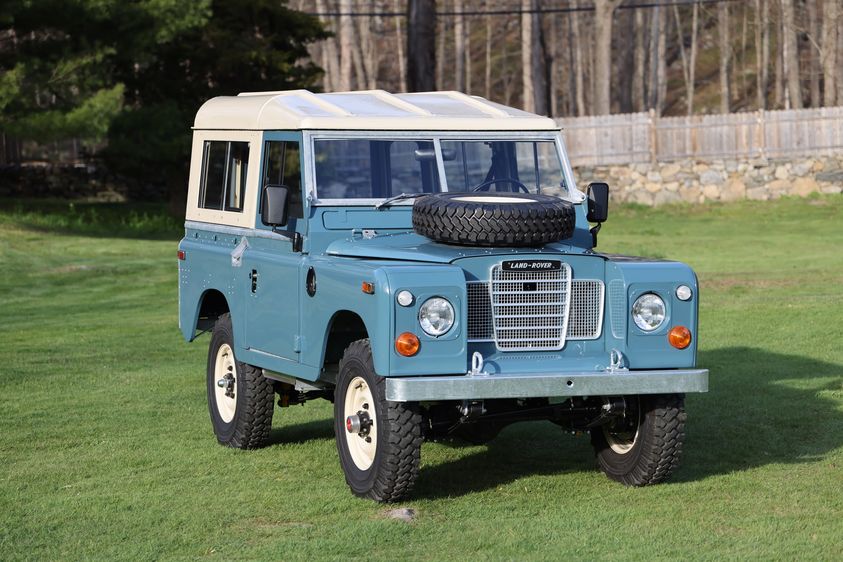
[193,89,560,131]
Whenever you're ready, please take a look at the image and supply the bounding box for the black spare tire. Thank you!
[412,192,576,247]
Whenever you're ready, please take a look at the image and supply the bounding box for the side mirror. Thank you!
[586,182,609,248]
[586,182,609,223]
[261,185,289,227]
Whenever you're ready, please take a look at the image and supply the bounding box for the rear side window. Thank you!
[199,141,249,212]
[263,141,303,219]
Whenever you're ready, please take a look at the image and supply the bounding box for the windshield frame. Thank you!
[303,130,584,206]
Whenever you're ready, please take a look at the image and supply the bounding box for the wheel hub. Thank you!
[217,373,235,398]
[346,411,373,436]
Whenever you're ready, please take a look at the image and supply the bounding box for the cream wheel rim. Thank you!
[214,343,237,423]
[343,376,377,471]
[603,400,640,455]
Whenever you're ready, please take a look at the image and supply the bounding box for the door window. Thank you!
[263,141,303,219]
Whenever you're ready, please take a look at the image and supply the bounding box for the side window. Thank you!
[263,140,303,220]
[199,141,249,212]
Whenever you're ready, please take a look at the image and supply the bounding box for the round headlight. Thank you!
[676,285,692,301]
[418,297,455,337]
[632,293,666,332]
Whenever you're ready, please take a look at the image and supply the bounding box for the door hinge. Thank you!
[293,335,302,353]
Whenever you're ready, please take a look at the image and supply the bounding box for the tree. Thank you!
[454,0,466,91]
[593,0,621,115]
[718,2,732,113]
[755,0,770,109]
[407,0,436,91]
[821,0,838,105]
[780,0,803,108]
[520,0,547,114]
[571,0,588,116]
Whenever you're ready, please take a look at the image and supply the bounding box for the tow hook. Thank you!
[346,411,373,437]
[217,373,235,398]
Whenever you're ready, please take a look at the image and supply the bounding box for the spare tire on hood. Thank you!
[411,192,576,247]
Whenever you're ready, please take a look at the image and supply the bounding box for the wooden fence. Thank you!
[557,106,843,166]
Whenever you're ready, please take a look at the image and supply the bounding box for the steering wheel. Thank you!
[471,178,530,193]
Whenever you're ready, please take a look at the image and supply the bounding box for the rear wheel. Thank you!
[206,313,275,449]
[334,339,422,502]
[590,394,686,486]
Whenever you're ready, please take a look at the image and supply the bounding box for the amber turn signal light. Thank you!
[668,326,692,349]
[395,332,420,357]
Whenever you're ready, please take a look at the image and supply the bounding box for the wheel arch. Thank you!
[185,288,231,341]
[319,309,372,375]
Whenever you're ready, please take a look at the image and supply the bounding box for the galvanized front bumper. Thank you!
[385,368,709,402]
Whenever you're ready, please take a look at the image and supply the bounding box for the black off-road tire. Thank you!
[412,192,576,247]
[206,313,275,449]
[590,394,686,486]
[334,339,423,502]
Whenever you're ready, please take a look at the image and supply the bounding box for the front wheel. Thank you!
[590,394,686,486]
[334,339,422,502]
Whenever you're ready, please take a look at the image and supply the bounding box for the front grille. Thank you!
[467,276,604,345]
[490,264,571,351]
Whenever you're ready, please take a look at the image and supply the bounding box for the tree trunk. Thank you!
[357,2,379,90]
[454,0,466,91]
[774,2,783,107]
[339,0,354,90]
[807,0,821,107]
[780,0,802,109]
[647,6,659,109]
[632,9,647,112]
[465,15,472,93]
[593,0,621,115]
[718,2,731,113]
[521,0,534,111]
[549,12,559,116]
[616,8,634,113]
[394,0,407,92]
[755,0,768,109]
[485,0,492,99]
[689,1,699,115]
[436,3,446,89]
[316,0,342,92]
[656,6,667,114]
[821,0,838,105]
[570,0,587,116]
[520,0,547,114]
[673,4,691,115]
[407,0,437,92]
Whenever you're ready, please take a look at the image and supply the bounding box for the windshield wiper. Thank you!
[374,193,426,210]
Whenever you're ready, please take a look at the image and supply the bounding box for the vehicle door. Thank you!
[243,132,306,362]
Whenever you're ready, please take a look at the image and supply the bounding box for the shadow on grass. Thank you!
[413,347,843,498]
[266,418,335,446]
[254,347,842,498]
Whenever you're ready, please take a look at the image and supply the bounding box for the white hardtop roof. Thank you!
[193,89,559,131]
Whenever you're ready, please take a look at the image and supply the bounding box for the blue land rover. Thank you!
[178,90,708,502]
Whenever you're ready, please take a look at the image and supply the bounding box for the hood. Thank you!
[325,231,577,263]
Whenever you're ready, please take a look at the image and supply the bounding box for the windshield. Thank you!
[312,137,569,200]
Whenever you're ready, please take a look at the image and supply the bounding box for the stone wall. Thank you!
[573,155,843,205]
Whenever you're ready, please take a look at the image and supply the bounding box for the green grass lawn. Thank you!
[2,196,842,561]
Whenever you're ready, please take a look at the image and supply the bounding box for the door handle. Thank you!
[250,269,258,293]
